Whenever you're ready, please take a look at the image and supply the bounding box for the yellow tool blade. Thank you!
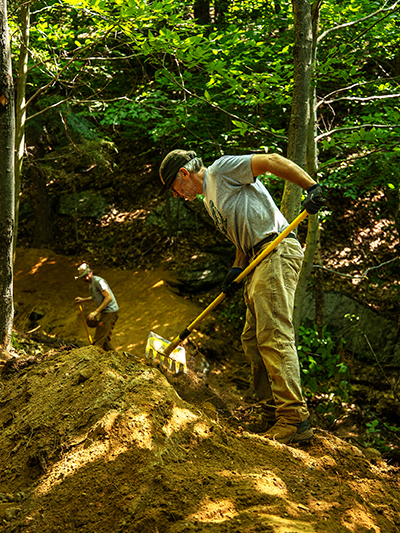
[145,331,187,374]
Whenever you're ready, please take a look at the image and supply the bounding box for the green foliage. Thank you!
[363,419,400,452]
[298,325,350,411]
[11,332,22,350]
[59,191,107,218]
[218,292,245,331]
[7,0,400,235]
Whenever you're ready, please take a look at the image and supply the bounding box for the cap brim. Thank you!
[159,182,169,196]
[159,174,177,196]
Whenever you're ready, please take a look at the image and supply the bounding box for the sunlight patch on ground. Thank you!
[341,502,380,532]
[242,510,316,532]
[251,470,288,497]
[121,411,154,450]
[29,256,57,275]
[163,407,198,437]
[193,421,213,440]
[126,342,144,350]
[285,446,316,467]
[348,478,387,501]
[150,280,165,288]
[100,208,149,227]
[189,495,237,522]
[355,219,396,252]
[35,410,156,497]
[34,440,110,496]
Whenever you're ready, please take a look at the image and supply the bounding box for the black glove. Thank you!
[222,267,243,297]
[303,183,325,215]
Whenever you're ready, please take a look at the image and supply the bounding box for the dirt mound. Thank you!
[0,345,399,533]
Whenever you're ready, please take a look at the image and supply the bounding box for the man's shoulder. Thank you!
[207,154,253,183]
[92,275,107,286]
[210,154,252,168]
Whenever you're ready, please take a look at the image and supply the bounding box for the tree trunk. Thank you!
[30,163,54,248]
[214,0,229,24]
[280,0,312,224]
[292,1,321,339]
[0,0,15,354]
[13,2,30,261]
[194,0,210,24]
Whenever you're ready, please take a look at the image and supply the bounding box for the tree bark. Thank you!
[194,0,210,24]
[13,1,30,261]
[0,0,15,353]
[280,0,312,224]
[292,1,321,339]
[30,163,54,248]
[214,0,229,24]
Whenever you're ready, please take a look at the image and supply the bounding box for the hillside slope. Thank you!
[0,345,399,533]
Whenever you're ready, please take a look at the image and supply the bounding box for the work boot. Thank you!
[260,401,276,432]
[261,416,276,432]
[261,418,314,444]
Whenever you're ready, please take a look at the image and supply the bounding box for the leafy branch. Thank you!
[24,26,117,112]
[312,257,399,280]
[315,124,400,142]
[316,147,388,174]
[316,78,400,109]
[158,63,288,141]
[317,0,400,43]
[319,93,400,106]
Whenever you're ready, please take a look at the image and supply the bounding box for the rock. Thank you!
[363,447,382,460]
[168,257,230,294]
[29,309,45,321]
[301,290,399,359]
[145,196,205,232]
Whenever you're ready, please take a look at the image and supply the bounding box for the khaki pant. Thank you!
[93,311,119,351]
[241,239,309,423]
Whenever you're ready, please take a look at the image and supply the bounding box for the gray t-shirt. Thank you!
[202,155,289,254]
[89,275,119,313]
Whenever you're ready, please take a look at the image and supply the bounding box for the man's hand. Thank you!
[303,184,325,215]
[75,297,85,303]
[222,267,243,297]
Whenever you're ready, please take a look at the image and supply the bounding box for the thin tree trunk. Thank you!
[30,163,54,247]
[0,0,15,354]
[280,0,312,224]
[194,0,210,24]
[293,1,321,339]
[13,2,30,261]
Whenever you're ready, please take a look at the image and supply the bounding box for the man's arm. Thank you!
[90,289,112,318]
[222,248,249,296]
[75,296,92,303]
[251,153,315,190]
[232,247,249,270]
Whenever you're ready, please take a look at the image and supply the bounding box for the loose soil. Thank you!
[0,249,399,533]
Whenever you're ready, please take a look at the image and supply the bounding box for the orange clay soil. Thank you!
[0,248,397,533]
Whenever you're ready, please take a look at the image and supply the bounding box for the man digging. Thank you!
[158,150,324,444]
[75,263,119,351]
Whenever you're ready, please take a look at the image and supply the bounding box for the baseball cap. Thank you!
[159,149,197,195]
[76,263,91,279]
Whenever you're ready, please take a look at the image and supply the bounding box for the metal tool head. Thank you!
[145,331,187,374]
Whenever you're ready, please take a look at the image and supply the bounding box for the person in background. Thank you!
[75,263,119,351]
[158,149,324,444]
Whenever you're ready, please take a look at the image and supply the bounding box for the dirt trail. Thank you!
[0,248,398,533]
[13,248,204,353]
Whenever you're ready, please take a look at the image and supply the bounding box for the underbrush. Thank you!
[298,324,400,459]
